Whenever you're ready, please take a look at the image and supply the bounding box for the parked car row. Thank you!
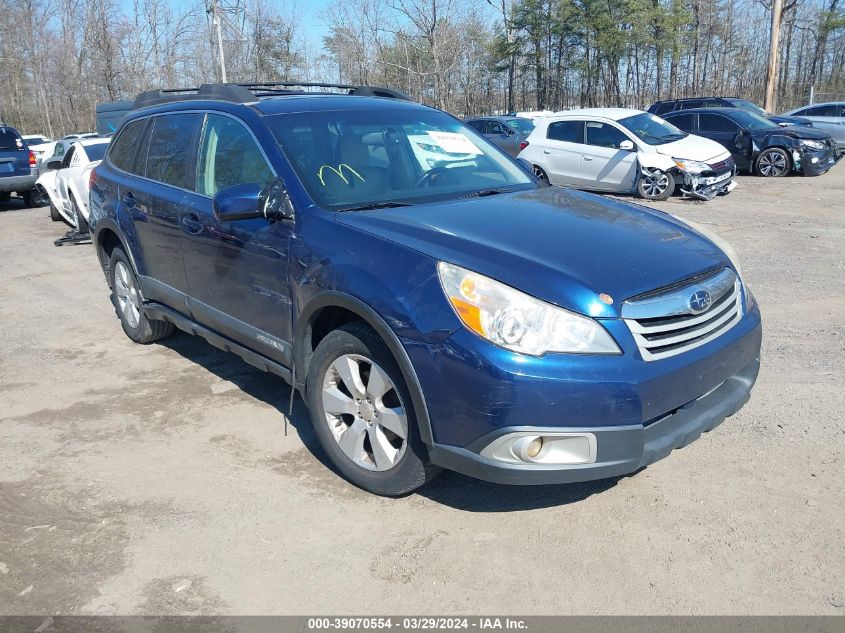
[512,100,842,201]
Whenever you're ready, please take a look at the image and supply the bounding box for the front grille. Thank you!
[708,157,735,173]
[622,268,743,361]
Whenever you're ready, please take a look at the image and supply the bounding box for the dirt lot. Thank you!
[1,168,843,616]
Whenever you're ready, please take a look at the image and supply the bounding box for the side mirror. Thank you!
[619,140,635,151]
[47,159,62,170]
[212,183,264,221]
[258,178,295,221]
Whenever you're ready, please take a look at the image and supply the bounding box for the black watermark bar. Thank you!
[0,617,842,633]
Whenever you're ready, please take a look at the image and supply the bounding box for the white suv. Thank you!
[518,108,737,201]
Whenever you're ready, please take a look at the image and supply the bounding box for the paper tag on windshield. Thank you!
[427,131,482,155]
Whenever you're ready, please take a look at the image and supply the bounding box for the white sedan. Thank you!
[37,138,110,231]
[518,108,737,201]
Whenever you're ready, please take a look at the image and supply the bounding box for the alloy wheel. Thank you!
[533,166,550,183]
[641,170,670,197]
[113,260,141,328]
[758,151,788,176]
[321,353,408,471]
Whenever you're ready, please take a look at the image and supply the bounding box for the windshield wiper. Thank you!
[337,201,414,212]
[461,188,511,198]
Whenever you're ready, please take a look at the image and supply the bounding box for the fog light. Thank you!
[526,437,543,458]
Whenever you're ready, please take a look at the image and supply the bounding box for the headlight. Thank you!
[437,262,620,356]
[672,158,711,174]
[799,139,825,151]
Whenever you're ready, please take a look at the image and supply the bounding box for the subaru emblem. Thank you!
[689,290,712,314]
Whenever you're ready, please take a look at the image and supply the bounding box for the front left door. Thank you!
[580,121,638,191]
[181,112,294,365]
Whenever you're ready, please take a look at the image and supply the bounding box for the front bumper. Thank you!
[678,168,736,200]
[0,172,38,193]
[797,147,841,176]
[410,299,762,485]
[428,355,759,485]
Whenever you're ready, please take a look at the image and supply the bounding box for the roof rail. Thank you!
[132,82,412,110]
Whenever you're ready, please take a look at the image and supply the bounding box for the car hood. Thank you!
[755,125,831,141]
[653,134,730,162]
[336,187,731,318]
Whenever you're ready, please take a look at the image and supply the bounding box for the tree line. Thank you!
[1,0,843,136]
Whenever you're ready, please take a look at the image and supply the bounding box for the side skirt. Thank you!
[143,302,293,384]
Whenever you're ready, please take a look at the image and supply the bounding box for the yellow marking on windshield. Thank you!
[318,164,366,186]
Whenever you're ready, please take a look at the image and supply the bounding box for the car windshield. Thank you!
[265,108,534,210]
[728,99,766,115]
[505,118,535,135]
[617,113,687,145]
[727,109,780,131]
[83,142,109,161]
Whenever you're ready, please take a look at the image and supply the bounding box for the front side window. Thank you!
[803,105,839,117]
[145,113,201,189]
[619,113,687,145]
[547,120,584,143]
[585,121,631,149]
[109,120,147,174]
[265,108,533,210]
[699,114,740,134]
[196,114,274,196]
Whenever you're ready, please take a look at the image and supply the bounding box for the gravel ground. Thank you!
[0,167,843,616]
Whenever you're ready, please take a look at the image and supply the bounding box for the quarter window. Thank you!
[195,114,274,196]
[547,120,584,143]
[109,119,147,174]
[585,122,630,149]
[144,114,201,189]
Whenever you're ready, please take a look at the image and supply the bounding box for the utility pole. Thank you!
[764,0,784,113]
[206,0,245,83]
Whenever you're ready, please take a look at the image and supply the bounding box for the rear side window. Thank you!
[0,128,23,151]
[651,102,674,115]
[666,113,694,131]
[196,114,273,196]
[109,119,147,174]
[699,114,739,134]
[466,120,485,133]
[679,100,703,110]
[145,114,201,189]
[547,120,584,143]
[585,122,629,149]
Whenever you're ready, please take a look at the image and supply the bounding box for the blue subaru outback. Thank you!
[88,83,762,496]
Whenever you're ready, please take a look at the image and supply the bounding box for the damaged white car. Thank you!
[36,138,109,232]
[518,108,736,201]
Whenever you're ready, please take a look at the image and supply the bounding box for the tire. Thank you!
[755,148,791,177]
[70,195,89,233]
[305,321,438,496]
[0,192,10,202]
[109,247,174,344]
[21,189,40,208]
[533,165,550,184]
[637,169,675,200]
[50,201,62,221]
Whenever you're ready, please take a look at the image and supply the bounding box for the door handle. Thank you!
[182,214,203,233]
[584,156,594,161]
[543,149,551,154]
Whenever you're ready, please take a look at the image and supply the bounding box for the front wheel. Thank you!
[306,321,438,496]
[755,148,791,177]
[637,169,675,200]
[109,247,174,344]
[533,165,550,184]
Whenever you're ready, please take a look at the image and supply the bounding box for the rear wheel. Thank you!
[306,321,438,496]
[21,189,39,208]
[637,168,675,200]
[533,165,550,184]
[109,247,174,344]
[70,196,89,232]
[755,148,790,177]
